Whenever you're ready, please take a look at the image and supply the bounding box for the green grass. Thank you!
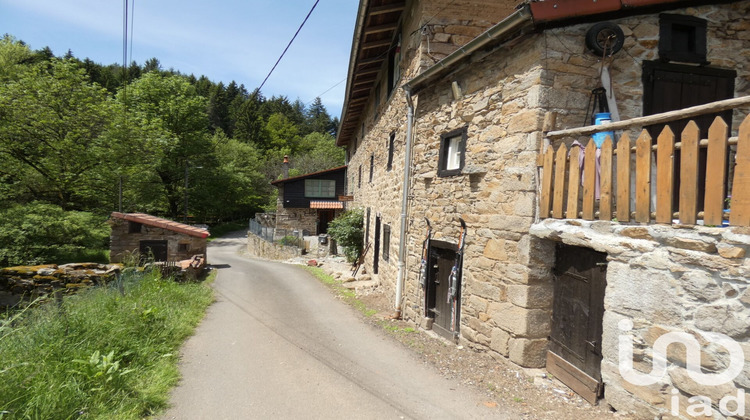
[207,221,248,241]
[0,269,214,419]
[303,266,376,317]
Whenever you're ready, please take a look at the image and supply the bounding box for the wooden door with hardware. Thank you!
[547,244,607,404]
[426,241,458,340]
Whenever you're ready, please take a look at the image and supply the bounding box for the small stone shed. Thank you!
[109,212,209,263]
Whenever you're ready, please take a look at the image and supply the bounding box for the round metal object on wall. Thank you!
[585,22,625,56]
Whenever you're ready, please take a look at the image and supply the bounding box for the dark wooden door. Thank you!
[643,61,736,211]
[547,244,607,404]
[317,210,335,234]
[139,240,168,262]
[643,61,735,138]
[427,243,458,340]
[373,216,380,274]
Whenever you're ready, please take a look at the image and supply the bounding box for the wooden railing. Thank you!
[538,97,750,227]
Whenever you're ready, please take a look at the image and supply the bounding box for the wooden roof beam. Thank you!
[360,39,392,50]
[363,22,398,35]
[368,3,406,16]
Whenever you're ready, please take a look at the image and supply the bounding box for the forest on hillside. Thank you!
[0,35,344,266]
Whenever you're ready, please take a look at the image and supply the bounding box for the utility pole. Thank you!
[184,159,189,223]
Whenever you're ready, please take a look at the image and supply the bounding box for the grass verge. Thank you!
[302,266,376,317]
[0,269,214,419]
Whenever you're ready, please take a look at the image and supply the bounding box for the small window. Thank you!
[358,165,362,189]
[387,133,395,171]
[369,154,374,183]
[387,34,401,96]
[365,207,371,245]
[374,83,381,117]
[304,179,336,198]
[659,14,707,64]
[382,224,391,262]
[438,127,468,177]
[128,221,142,234]
[178,243,190,252]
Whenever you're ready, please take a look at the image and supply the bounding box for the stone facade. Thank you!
[274,185,318,237]
[110,218,207,263]
[342,0,750,416]
[531,220,750,419]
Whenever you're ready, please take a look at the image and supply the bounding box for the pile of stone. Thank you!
[0,263,121,306]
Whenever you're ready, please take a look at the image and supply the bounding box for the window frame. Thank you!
[437,126,468,177]
[304,179,336,198]
[658,13,708,64]
[387,132,395,171]
[382,224,391,262]
[369,154,374,183]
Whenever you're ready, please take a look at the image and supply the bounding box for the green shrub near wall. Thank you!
[327,209,364,263]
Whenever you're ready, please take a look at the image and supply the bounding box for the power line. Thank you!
[306,77,346,105]
[258,0,320,92]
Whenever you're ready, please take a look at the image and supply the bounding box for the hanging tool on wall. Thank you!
[447,218,466,338]
[419,218,432,316]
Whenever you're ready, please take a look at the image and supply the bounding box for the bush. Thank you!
[327,209,364,263]
[0,202,109,267]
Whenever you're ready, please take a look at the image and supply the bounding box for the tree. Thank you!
[0,203,109,267]
[305,97,336,136]
[0,58,116,210]
[0,35,34,81]
[293,132,345,174]
[118,72,211,218]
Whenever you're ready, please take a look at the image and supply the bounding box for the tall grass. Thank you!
[0,270,214,419]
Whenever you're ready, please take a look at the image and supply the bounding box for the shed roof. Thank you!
[270,165,347,186]
[110,212,210,238]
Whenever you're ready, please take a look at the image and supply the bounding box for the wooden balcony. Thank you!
[538,96,750,227]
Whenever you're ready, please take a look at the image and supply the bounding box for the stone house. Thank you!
[338,0,750,417]
[270,165,348,236]
[109,212,209,263]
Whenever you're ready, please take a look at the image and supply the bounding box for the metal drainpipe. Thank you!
[394,88,415,319]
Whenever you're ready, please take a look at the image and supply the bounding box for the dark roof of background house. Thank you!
[110,212,210,238]
[270,165,347,186]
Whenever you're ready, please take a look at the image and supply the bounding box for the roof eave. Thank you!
[336,0,371,147]
[402,6,534,96]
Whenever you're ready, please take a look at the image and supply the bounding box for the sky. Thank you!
[0,0,359,119]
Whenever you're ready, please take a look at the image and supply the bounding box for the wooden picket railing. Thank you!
[539,97,750,227]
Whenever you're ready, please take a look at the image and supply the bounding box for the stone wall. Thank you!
[344,0,750,413]
[531,219,750,419]
[0,263,121,307]
[401,34,552,368]
[110,219,207,263]
[247,233,302,261]
[274,185,317,237]
[540,1,750,142]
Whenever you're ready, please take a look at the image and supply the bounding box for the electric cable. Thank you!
[258,0,320,92]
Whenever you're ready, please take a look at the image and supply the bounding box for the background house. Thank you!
[338,0,750,416]
[110,212,209,263]
[270,165,348,236]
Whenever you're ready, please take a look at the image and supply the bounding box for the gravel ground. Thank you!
[307,256,634,420]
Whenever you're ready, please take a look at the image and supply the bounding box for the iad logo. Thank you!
[618,319,746,417]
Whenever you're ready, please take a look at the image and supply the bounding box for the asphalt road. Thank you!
[162,232,511,420]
